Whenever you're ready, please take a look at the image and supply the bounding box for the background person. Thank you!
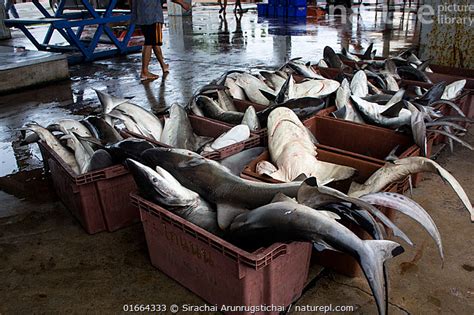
[131,0,190,80]
[4,0,19,19]
[218,0,227,15]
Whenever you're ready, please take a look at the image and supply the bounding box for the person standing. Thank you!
[131,0,190,80]
[4,0,20,19]
[217,0,226,15]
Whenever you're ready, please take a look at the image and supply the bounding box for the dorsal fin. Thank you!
[271,192,297,203]
[259,89,277,101]
[293,173,308,182]
[381,101,405,118]
[385,145,400,162]
[417,58,432,71]
[362,43,374,60]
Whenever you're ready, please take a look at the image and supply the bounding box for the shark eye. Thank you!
[152,178,158,183]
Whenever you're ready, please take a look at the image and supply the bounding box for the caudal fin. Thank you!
[359,240,404,315]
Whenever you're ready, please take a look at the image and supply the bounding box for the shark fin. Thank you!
[332,106,347,119]
[381,101,405,118]
[217,203,248,230]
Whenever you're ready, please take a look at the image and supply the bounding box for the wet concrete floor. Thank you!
[1,3,473,314]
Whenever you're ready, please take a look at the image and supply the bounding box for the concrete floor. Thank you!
[1,3,473,315]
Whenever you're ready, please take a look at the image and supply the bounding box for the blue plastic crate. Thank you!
[292,5,307,17]
[268,4,277,17]
[268,0,277,5]
[277,5,287,17]
[287,5,296,17]
[257,3,269,16]
[288,0,306,6]
[278,0,288,5]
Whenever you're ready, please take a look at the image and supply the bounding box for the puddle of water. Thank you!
[0,142,18,177]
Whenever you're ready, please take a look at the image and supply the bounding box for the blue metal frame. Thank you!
[7,0,142,64]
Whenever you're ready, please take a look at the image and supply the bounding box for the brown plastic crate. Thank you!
[305,114,423,189]
[234,99,336,146]
[190,99,268,145]
[400,76,474,120]
[241,150,399,277]
[124,115,260,161]
[344,53,474,78]
[316,105,440,191]
[304,115,418,163]
[38,142,139,234]
[242,149,399,193]
[310,65,353,79]
[131,193,312,313]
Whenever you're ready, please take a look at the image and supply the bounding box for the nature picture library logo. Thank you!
[433,3,474,26]
[327,3,474,27]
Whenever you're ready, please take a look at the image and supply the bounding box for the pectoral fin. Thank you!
[332,106,347,119]
[381,101,405,118]
[217,203,248,230]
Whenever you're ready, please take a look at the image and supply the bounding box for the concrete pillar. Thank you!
[167,0,192,16]
[419,0,473,69]
[0,3,12,40]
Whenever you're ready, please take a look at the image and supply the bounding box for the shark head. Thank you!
[126,158,198,207]
[141,147,207,172]
[106,138,155,163]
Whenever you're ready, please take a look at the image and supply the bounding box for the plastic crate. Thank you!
[289,0,306,6]
[242,149,392,191]
[268,0,277,5]
[191,99,268,145]
[311,109,429,188]
[294,6,307,17]
[38,142,139,234]
[287,5,307,17]
[303,115,419,164]
[268,4,277,16]
[276,5,287,17]
[131,194,312,311]
[232,99,332,146]
[287,5,296,17]
[123,115,261,161]
[240,150,399,277]
[278,0,288,5]
[257,3,268,16]
[399,81,472,144]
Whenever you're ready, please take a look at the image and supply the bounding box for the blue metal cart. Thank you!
[4,0,141,64]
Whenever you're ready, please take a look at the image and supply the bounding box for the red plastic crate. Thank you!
[38,141,139,234]
[401,82,472,145]
[124,115,261,161]
[312,62,473,118]
[304,115,419,163]
[400,75,474,122]
[232,99,334,146]
[131,194,312,313]
[342,53,474,78]
[190,99,268,146]
[304,114,423,189]
[240,150,399,277]
[242,149,399,194]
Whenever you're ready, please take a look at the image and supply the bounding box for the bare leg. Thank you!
[234,0,242,13]
[218,0,223,13]
[141,45,159,80]
[152,45,169,73]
